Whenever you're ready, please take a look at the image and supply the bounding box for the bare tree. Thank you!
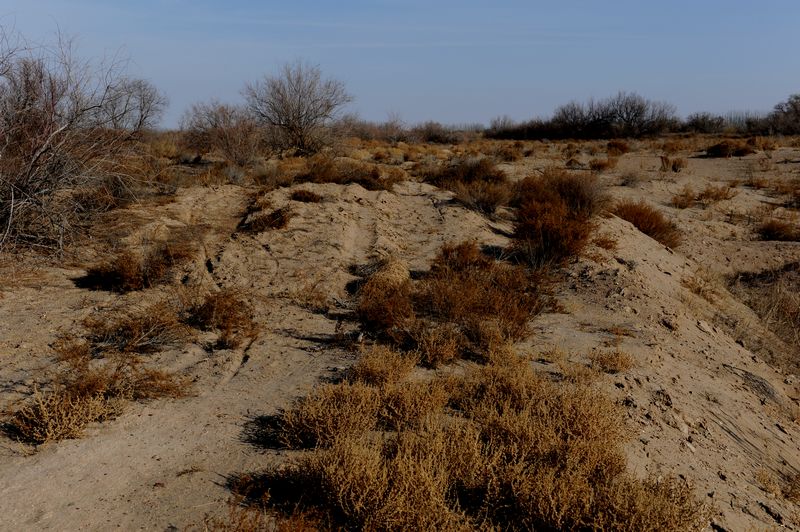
[0,33,167,250]
[181,100,264,165]
[99,77,168,132]
[243,60,353,154]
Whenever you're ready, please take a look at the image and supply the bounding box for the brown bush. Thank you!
[297,154,402,191]
[241,207,293,233]
[613,200,681,248]
[79,238,196,293]
[425,158,510,214]
[589,157,618,172]
[660,155,687,172]
[756,219,800,241]
[414,242,541,345]
[279,382,381,448]
[705,140,755,158]
[448,179,512,215]
[185,289,256,348]
[8,354,186,445]
[355,258,415,342]
[589,350,635,374]
[289,189,322,203]
[696,184,737,205]
[511,170,605,267]
[671,185,695,209]
[411,322,463,367]
[491,141,525,161]
[84,300,191,354]
[347,345,417,386]
[607,139,630,157]
[379,380,449,430]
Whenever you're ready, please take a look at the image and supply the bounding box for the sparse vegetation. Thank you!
[289,189,323,203]
[613,200,681,248]
[756,218,800,241]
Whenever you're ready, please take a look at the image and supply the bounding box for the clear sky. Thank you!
[2,1,799,128]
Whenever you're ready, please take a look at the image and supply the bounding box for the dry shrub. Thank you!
[414,242,541,345]
[589,350,635,374]
[660,155,687,172]
[593,234,618,251]
[696,184,737,205]
[705,140,755,158]
[6,388,117,445]
[613,200,681,248]
[671,185,695,209]
[80,238,196,293]
[289,189,322,203]
[298,154,402,191]
[661,139,685,154]
[730,262,800,362]
[379,380,449,430]
[448,179,512,215]
[426,157,510,214]
[491,141,524,162]
[251,356,708,531]
[347,345,417,386]
[589,157,618,172]
[7,354,186,445]
[682,268,721,302]
[355,258,415,342]
[410,322,463,367]
[757,219,800,241]
[185,289,256,348]
[85,300,191,354]
[279,382,381,449]
[607,139,630,157]
[512,171,604,267]
[242,207,293,233]
[619,171,644,187]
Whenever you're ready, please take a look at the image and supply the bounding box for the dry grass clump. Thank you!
[84,300,191,354]
[671,185,695,209]
[512,170,605,267]
[589,350,635,374]
[379,380,449,430]
[607,139,631,157]
[672,184,737,208]
[241,206,293,233]
[660,155,687,172]
[613,200,681,248]
[258,361,708,530]
[355,243,542,364]
[6,388,118,445]
[185,289,256,348]
[682,268,722,302]
[297,154,403,191]
[289,189,322,203]
[7,352,187,445]
[704,140,755,158]
[347,345,417,386]
[355,258,415,342]
[696,184,737,205]
[730,262,800,363]
[279,382,381,449]
[490,141,525,161]
[589,157,618,172]
[79,238,196,293]
[415,243,540,338]
[756,219,800,241]
[425,157,510,214]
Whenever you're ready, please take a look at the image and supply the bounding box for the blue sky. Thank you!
[2,1,799,127]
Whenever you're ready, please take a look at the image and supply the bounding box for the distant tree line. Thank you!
[485,91,800,140]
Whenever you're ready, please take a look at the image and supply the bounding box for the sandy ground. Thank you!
[1,143,799,530]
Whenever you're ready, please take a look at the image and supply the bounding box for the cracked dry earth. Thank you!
[1,145,800,530]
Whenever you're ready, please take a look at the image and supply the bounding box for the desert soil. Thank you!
[1,142,799,530]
